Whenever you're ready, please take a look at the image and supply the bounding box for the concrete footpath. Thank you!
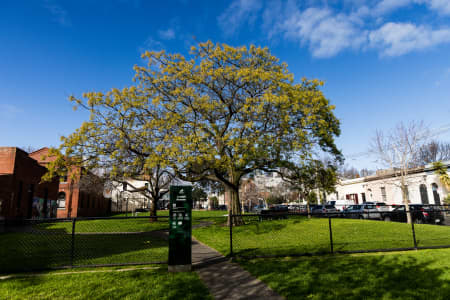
[192,238,284,300]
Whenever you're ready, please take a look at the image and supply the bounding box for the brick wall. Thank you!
[0,147,59,219]
[30,148,111,218]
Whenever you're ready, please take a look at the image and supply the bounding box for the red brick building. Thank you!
[0,147,59,220]
[29,148,110,218]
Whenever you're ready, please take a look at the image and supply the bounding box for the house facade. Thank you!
[328,161,450,205]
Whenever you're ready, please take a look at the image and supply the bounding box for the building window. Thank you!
[419,184,429,204]
[380,187,387,202]
[57,192,66,209]
[431,183,440,205]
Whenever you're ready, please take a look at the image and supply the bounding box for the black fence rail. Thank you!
[229,207,450,259]
[0,216,169,274]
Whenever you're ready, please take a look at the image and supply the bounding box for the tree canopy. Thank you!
[46,41,341,222]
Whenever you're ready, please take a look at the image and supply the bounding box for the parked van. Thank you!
[327,200,355,211]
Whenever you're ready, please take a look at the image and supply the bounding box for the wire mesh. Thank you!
[0,216,169,273]
[230,205,450,259]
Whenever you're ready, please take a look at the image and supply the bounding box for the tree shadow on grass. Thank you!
[241,253,450,299]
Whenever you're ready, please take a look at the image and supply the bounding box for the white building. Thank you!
[328,161,450,205]
[110,177,192,212]
[110,179,150,213]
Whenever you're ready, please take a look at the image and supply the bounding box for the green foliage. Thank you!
[209,196,219,209]
[444,194,450,205]
[281,159,338,203]
[433,161,450,190]
[307,191,318,204]
[266,194,284,205]
[46,41,341,217]
[192,185,207,207]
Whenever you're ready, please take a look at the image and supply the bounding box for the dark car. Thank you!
[383,204,445,224]
[259,205,289,220]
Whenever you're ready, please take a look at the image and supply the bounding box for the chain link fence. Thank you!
[0,216,169,273]
[230,205,450,259]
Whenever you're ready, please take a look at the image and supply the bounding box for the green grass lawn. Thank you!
[112,209,228,219]
[239,248,450,299]
[193,216,450,257]
[0,210,226,273]
[0,266,212,300]
[0,231,168,273]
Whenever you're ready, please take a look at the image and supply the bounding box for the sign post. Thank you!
[168,185,192,272]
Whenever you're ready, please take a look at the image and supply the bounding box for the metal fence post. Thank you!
[410,218,418,249]
[229,210,233,258]
[328,217,334,254]
[71,218,76,267]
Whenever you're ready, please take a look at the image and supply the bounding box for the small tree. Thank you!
[192,185,208,209]
[370,121,430,224]
[306,191,318,205]
[281,159,338,218]
[209,196,219,209]
[433,161,450,190]
[266,194,284,206]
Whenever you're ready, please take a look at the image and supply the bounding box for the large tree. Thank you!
[135,41,341,223]
[47,41,341,224]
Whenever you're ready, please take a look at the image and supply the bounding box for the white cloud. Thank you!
[218,0,450,58]
[217,0,262,36]
[158,28,176,40]
[374,0,450,16]
[43,0,71,26]
[369,22,450,56]
[280,7,367,57]
[427,0,450,15]
[373,0,413,15]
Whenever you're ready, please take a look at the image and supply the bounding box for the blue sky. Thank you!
[1,0,450,170]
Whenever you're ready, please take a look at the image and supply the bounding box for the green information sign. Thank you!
[168,185,192,272]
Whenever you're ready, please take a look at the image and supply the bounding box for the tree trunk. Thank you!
[401,178,412,224]
[306,200,311,219]
[149,197,158,222]
[226,186,244,226]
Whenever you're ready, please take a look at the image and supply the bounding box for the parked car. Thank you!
[254,205,267,213]
[288,204,307,213]
[342,203,382,220]
[311,205,339,216]
[259,205,289,220]
[383,204,445,224]
[373,202,390,212]
[217,205,228,211]
[327,200,354,211]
